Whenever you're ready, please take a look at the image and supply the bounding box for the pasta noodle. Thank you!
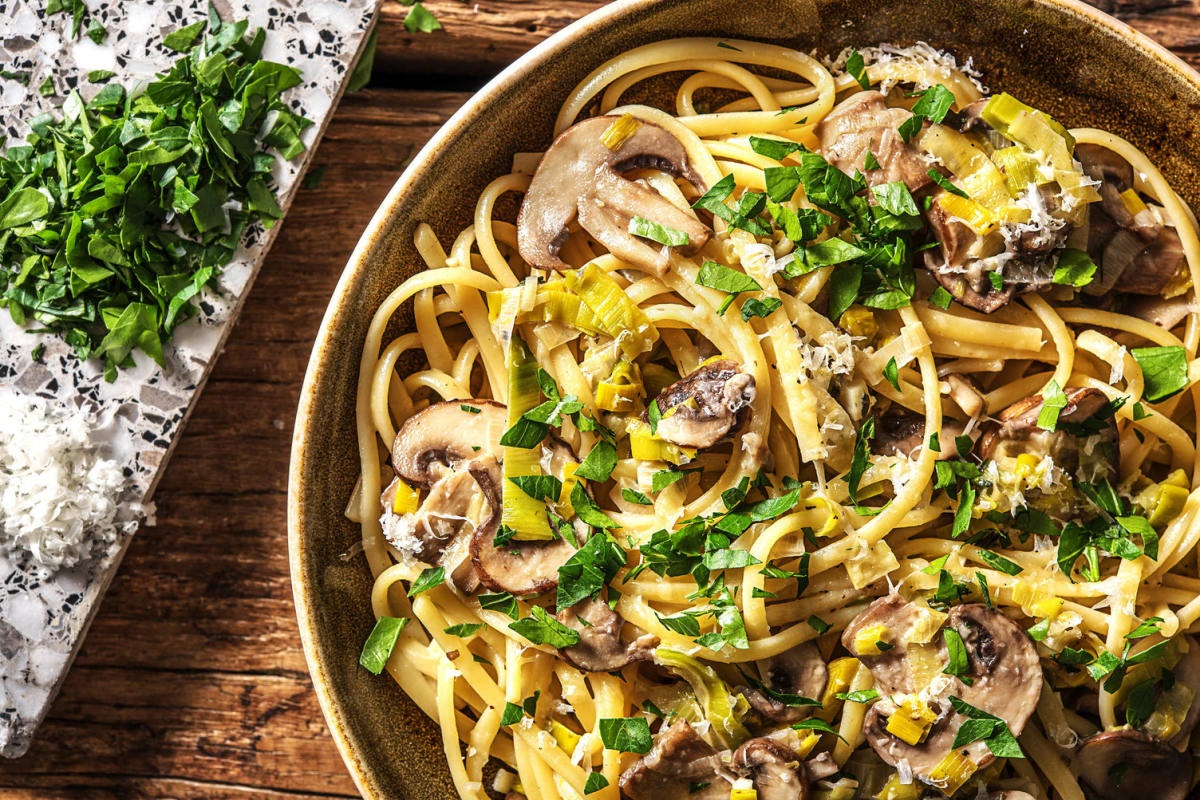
[349,38,1200,800]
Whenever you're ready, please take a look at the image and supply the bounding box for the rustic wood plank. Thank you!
[0,88,467,799]
[370,0,1200,78]
[4,1,1200,796]
[373,0,605,79]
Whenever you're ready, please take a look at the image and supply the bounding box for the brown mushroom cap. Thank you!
[470,435,581,596]
[732,738,809,800]
[556,594,658,672]
[741,642,828,724]
[873,412,970,462]
[845,598,1042,786]
[816,91,932,192]
[1124,294,1194,332]
[392,400,506,485]
[977,387,1118,485]
[1073,730,1191,800]
[1077,144,1185,297]
[517,116,710,276]
[619,720,728,800]
[650,359,756,449]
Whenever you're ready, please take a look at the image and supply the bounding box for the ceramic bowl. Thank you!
[288,1,1200,796]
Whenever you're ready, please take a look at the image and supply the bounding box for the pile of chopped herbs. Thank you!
[0,7,310,380]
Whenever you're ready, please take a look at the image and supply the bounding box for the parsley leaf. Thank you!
[409,567,445,597]
[359,616,409,674]
[930,285,953,309]
[630,215,690,247]
[1036,379,1068,431]
[883,356,901,391]
[599,717,652,753]
[510,606,581,648]
[1053,248,1098,287]
[847,417,875,503]
[1131,346,1189,402]
[575,441,618,482]
[846,50,871,90]
[928,169,970,198]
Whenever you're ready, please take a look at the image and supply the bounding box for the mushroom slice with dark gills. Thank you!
[873,411,971,462]
[921,193,1057,314]
[739,641,828,724]
[1076,143,1188,297]
[555,594,658,672]
[470,434,582,596]
[620,721,812,800]
[976,387,1118,515]
[1073,729,1191,800]
[386,400,510,592]
[650,359,756,450]
[845,598,1041,790]
[619,720,729,800]
[517,115,710,276]
[731,737,809,800]
[815,91,932,193]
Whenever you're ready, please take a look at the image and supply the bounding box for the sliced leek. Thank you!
[654,647,752,749]
[502,337,556,541]
[565,262,658,359]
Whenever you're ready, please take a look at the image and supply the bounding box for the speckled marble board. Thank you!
[0,0,378,757]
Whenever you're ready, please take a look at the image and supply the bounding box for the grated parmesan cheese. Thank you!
[0,388,150,572]
[824,41,988,95]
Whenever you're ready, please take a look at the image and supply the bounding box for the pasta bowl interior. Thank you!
[288,1,1200,799]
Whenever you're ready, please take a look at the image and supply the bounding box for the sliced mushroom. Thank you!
[1073,730,1191,800]
[1125,294,1194,330]
[921,197,1018,313]
[731,738,808,800]
[1077,144,1184,297]
[386,401,510,591]
[740,642,828,724]
[977,387,1118,485]
[847,599,1042,787]
[556,594,658,672]
[392,400,506,485]
[840,594,934,696]
[517,116,710,276]
[650,359,756,449]
[873,412,969,462]
[619,720,728,800]
[816,91,932,192]
[470,436,581,596]
[803,751,838,782]
[1119,227,1187,296]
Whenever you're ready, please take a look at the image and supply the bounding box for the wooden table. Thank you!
[0,1,1196,797]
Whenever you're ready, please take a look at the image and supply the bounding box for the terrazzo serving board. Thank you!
[0,0,379,757]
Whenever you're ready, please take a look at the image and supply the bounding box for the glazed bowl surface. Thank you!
[287,1,1200,796]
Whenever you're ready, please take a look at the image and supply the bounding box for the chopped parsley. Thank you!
[598,717,652,753]
[408,567,445,597]
[629,215,691,247]
[1131,346,1189,402]
[2,10,309,378]
[510,606,581,648]
[359,616,409,674]
[846,50,871,90]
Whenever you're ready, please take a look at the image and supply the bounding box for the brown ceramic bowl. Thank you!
[288,1,1200,796]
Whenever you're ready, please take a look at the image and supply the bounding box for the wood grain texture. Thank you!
[2,1,1199,797]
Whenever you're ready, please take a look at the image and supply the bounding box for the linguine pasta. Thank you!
[349,38,1200,800]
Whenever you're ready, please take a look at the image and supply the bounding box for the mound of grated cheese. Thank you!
[0,388,147,572]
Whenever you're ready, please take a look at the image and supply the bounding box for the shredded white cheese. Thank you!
[0,388,149,572]
[824,41,987,95]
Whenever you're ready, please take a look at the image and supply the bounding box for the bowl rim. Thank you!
[286,1,1200,796]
